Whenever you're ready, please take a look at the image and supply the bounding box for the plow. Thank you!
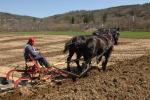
[0,54,89,92]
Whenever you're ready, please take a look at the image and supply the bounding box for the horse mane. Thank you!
[63,35,91,53]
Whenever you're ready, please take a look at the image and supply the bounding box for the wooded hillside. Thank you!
[0,3,149,32]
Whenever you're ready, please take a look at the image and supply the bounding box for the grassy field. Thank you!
[0,31,150,39]
[120,31,150,39]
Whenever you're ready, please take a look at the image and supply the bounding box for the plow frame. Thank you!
[5,54,79,88]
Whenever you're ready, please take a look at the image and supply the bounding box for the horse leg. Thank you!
[115,37,119,45]
[114,38,118,45]
[80,60,91,77]
[75,52,82,71]
[96,56,102,65]
[67,51,74,71]
[102,57,108,71]
[96,56,102,71]
[102,47,113,71]
[80,49,93,77]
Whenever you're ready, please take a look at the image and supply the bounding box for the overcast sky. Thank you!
[0,0,149,18]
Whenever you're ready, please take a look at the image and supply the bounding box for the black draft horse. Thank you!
[110,27,120,45]
[63,35,92,71]
[81,33,114,76]
[92,27,120,45]
[63,28,116,72]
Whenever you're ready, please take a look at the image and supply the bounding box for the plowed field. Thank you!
[0,34,150,100]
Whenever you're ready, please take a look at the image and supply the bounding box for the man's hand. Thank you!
[35,48,40,51]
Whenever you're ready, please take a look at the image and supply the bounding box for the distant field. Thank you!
[0,31,90,36]
[120,31,150,39]
[0,31,150,39]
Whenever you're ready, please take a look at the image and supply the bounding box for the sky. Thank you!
[0,0,149,18]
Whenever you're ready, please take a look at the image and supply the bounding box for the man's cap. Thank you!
[28,37,35,43]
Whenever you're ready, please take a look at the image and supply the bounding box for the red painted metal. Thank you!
[6,68,16,80]
[5,54,79,88]
[14,77,31,88]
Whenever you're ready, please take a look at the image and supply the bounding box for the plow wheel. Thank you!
[6,68,34,88]
[14,77,31,88]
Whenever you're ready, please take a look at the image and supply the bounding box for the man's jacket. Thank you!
[24,44,42,60]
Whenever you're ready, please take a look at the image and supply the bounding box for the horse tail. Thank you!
[63,41,70,53]
[63,36,78,53]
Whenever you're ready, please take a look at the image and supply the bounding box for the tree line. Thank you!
[0,3,149,32]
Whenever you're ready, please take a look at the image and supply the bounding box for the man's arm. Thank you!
[27,45,39,57]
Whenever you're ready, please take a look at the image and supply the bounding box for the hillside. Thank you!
[0,3,150,32]
[0,12,41,32]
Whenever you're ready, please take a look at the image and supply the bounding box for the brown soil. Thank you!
[0,55,150,100]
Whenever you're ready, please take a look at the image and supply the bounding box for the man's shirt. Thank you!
[24,44,42,60]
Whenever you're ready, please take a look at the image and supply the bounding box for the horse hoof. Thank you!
[102,67,106,71]
[67,68,71,72]
[98,68,101,72]
[72,76,77,82]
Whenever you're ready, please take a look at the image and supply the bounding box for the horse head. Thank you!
[110,28,120,45]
